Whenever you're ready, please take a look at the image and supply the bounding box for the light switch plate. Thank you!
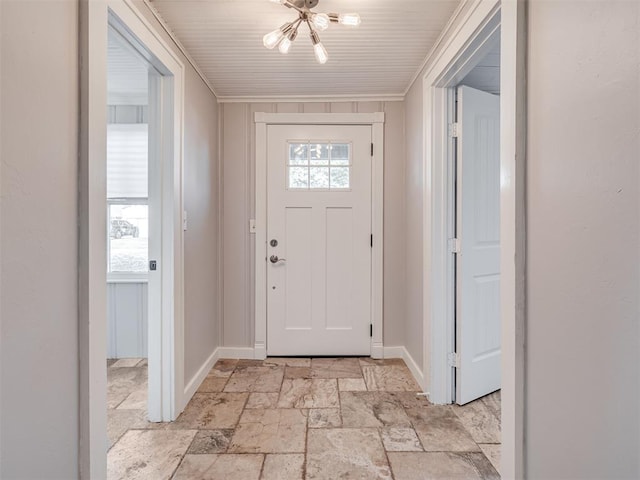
[249,219,256,234]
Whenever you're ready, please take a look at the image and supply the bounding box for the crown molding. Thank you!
[217,94,404,104]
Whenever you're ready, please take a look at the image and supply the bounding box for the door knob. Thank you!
[270,255,286,264]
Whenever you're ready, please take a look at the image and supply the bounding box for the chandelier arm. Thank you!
[305,18,315,34]
[289,17,303,39]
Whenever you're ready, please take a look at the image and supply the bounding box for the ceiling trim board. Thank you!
[255,112,385,125]
[217,95,404,104]
[142,0,218,98]
[403,0,474,96]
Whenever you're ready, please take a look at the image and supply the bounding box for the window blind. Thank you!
[107,124,148,199]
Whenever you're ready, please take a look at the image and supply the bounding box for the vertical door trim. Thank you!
[421,0,526,478]
[254,113,385,359]
[79,0,186,476]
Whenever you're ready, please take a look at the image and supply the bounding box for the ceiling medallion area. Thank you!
[264,0,361,64]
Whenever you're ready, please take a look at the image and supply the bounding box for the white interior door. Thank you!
[456,85,501,405]
[267,124,372,356]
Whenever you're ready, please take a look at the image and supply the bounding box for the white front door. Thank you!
[456,85,501,405]
[267,124,372,356]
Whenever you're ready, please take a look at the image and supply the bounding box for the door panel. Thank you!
[326,207,355,330]
[456,86,501,405]
[267,124,372,356]
[283,207,313,330]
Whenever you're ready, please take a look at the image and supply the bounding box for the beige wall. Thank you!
[404,79,426,370]
[134,1,221,383]
[182,70,220,379]
[220,101,406,350]
[526,0,639,477]
[0,1,80,477]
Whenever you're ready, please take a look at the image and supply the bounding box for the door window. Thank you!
[287,142,351,190]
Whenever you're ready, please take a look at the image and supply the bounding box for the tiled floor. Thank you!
[107,357,501,479]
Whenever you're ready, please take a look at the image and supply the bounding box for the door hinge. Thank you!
[448,238,461,254]
[370,324,373,337]
[448,122,460,138]
[370,234,373,248]
[448,352,460,368]
[371,143,374,156]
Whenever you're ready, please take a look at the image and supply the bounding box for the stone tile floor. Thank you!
[107,357,501,479]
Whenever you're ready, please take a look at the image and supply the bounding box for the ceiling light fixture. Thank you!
[264,0,361,64]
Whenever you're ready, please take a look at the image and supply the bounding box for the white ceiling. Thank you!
[459,39,500,95]
[148,0,461,99]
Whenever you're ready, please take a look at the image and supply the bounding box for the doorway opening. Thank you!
[422,1,526,477]
[105,23,155,444]
[451,38,502,406]
[104,8,182,424]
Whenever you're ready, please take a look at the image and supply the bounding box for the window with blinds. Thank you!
[107,123,149,275]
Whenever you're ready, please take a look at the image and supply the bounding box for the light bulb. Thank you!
[263,29,284,49]
[338,13,361,26]
[313,42,328,64]
[312,13,330,31]
[279,37,292,54]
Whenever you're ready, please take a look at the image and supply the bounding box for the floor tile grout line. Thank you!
[170,430,199,479]
[108,357,501,479]
[378,426,397,480]
[256,453,267,480]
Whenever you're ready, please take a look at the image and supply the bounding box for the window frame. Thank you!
[286,140,353,192]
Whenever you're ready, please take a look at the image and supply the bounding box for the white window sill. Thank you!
[107,275,149,284]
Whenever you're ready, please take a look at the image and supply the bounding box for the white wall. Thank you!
[0,1,80,477]
[526,1,640,477]
[220,101,406,351]
[107,283,148,358]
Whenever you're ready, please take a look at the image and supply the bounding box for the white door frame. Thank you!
[255,113,385,359]
[79,0,185,477]
[422,0,526,478]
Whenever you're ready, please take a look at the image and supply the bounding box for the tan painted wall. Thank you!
[220,101,407,351]
[404,81,426,371]
[0,1,80,477]
[526,0,640,477]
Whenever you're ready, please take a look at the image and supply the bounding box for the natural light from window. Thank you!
[288,141,351,190]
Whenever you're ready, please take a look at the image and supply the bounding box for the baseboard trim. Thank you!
[182,348,220,409]
[254,343,266,360]
[383,346,426,392]
[215,347,256,359]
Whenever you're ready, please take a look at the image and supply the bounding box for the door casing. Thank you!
[79,0,186,476]
[255,113,385,359]
[421,0,527,478]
